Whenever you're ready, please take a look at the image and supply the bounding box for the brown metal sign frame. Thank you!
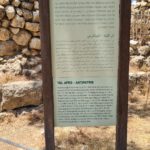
[39,0,131,150]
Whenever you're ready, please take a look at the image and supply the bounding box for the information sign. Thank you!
[39,0,131,149]
[51,0,119,126]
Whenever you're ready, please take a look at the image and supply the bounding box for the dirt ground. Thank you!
[0,92,150,150]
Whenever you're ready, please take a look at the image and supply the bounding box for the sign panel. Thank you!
[50,0,120,126]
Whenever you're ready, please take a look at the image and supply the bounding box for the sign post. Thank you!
[116,0,131,150]
[39,0,131,149]
[39,1,55,150]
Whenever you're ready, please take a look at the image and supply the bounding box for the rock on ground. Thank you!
[0,80,42,111]
[0,59,22,74]
[130,56,145,67]
[129,71,149,93]
[138,45,150,56]
[130,40,138,49]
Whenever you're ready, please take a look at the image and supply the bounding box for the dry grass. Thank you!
[129,93,140,103]
[0,94,149,150]
[55,127,115,150]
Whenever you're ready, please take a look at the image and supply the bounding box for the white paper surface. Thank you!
[50,0,120,126]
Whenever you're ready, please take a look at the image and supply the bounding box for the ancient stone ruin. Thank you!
[0,0,41,77]
[0,0,42,111]
[129,0,150,103]
[0,0,150,111]
[130,0,150,69]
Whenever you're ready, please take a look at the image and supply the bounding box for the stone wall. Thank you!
[0,0,41,78]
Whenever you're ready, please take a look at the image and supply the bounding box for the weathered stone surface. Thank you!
[33,10,39,22]
[16,8,22,16]
[0,58,3,62]
[22,48,31,56]
[0,0,9,5]
[0,5,5,19]
[0,112,15,123]
[130,47,138,55]
[129,73,137,92]
[34,56,42,64]
[13,30,32,46]
[22,9,32,21]
[10,27,20,34]
[25,22,39,32]
[5,5,15,19]
[130,40,138,49]
[29,38,41,50]
[21,2,33,10]
[130,56,145,67]
[34,64,42,74]
[138,45,150,56]
[0,40,18,56]
[26,57,41,67]
[32,32,40,37]
[0,28,10,41]
[129,72,148,93]
[34,1,39,10]
[0,59,22,74]
[145,56,150,67]
[141,1,147,7]
[0,84,2,103]
[1,19,9,28]
[0,80,42,111]
[12,0,21,7]
[20,57,27,66]
[11,15,25,28]
[31,49,39,56]
[22,69,37,77]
